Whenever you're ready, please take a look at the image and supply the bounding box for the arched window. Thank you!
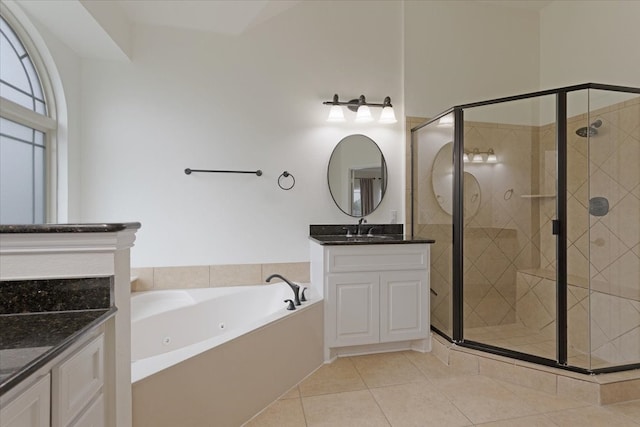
[0,12,56,224]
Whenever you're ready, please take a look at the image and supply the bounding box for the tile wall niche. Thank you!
[131,262,310,292]
[408,95,639,367]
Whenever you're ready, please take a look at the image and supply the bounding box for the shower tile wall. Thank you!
[410,96,639,367]
[527,96,640,367]
[462,121,539,328]
[410,119,540,331]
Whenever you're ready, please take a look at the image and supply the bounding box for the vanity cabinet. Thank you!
[52,334,105,427]
[329,270,427,347]
[0,374,50,427]
[311,242,431,361]
[0,332,106,427]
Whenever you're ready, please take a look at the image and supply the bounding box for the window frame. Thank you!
[1,4,58,223]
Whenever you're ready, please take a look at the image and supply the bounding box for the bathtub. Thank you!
[131,282,323,427]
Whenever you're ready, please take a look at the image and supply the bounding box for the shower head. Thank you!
[575,119,603,138]
[576,126,598,137]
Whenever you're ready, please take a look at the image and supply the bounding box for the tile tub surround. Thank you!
[245,344,640,426]
[131,261,311,292]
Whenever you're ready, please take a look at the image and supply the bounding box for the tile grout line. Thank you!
[402,352,476,426]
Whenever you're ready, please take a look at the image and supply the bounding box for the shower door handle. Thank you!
[552,219,561,235]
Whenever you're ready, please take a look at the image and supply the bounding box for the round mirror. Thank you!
[432,142,481,219]
[327,134,387,217]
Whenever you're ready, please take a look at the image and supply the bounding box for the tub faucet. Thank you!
[266,274,301,306]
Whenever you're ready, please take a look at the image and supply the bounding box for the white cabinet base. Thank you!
[325,334,432,362]
[312,242,432,363]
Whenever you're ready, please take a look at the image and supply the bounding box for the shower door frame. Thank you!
[412,82,640,375]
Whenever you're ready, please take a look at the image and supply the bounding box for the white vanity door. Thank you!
[0,374,50,427]
[328,272,380,347]
[379,270,428,343]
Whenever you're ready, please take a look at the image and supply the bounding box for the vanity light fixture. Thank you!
[379,97,398,124]
[486,148,497,163]
[464,147,498,163]
[355,98,374,123]
[323,94,397,124]
[326,95,346,122]
[471,148,483,163]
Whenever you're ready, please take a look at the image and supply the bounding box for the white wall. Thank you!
[404,0,540,118]
[540,0,640,89]
[13,0,637,269]
[77,1,404,267]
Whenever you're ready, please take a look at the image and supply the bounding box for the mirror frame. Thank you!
[327,134,388,217]
[432,142,481,219]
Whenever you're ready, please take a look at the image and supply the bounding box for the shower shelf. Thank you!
[521,194,556,199]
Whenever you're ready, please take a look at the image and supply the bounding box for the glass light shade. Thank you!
[486,153,497,163]
[463,153,470,163]
[327,105,345,122]
[355,105,373,123]
[379,106,397,123]
[437,114,454,127]
[471,153,483,163]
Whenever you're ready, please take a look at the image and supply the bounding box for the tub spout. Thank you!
[266,274,301,306]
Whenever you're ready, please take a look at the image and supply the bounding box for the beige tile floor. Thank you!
[244,351,640,427]
[465,323,611,369]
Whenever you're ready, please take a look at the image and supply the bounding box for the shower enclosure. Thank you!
[411,83,640,373]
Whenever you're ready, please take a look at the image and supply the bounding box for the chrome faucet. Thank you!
[356,218,367,235]
[266,274,301,306]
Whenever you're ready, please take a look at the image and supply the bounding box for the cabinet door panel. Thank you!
[380,271,428,342]
[0,374,50,427]
[328,273,379,346]
[52,334,104,427]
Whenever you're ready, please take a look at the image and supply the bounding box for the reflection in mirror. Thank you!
[432,142,481,219]
[327,134,387,217]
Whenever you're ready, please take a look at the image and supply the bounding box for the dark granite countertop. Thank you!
[0,277,115,396]
[0,222,141,234]
[309,224,435,245]
[0,308,116,395]
[309,235,435,245]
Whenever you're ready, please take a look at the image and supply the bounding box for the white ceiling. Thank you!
[13,0,554,62]
[114,0,300,35]
[115,0,553,35]
[480,1,554,11]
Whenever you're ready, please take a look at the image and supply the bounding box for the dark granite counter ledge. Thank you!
[309,224,435,245]
[0,222,141,234]
[0,307,116,396]
[309,235,435,245]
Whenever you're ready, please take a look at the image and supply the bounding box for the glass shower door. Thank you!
[461,95,559,361]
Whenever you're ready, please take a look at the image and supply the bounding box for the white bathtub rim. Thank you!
[131,286,255,323]
[131,293,321,383]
